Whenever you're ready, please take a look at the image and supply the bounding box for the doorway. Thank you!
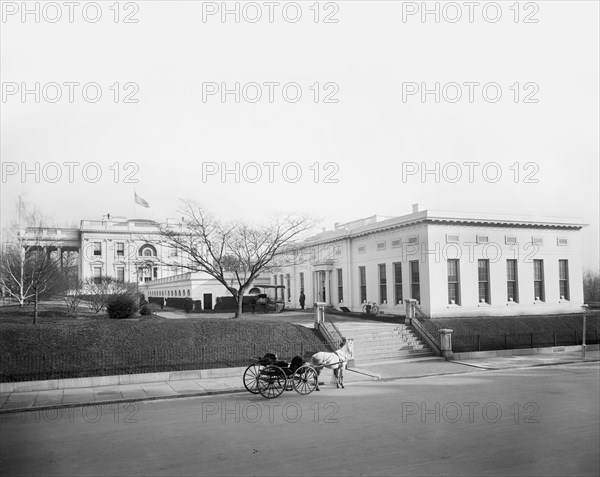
[203,293,213,310]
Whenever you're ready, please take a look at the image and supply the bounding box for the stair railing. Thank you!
[405,299,441,356]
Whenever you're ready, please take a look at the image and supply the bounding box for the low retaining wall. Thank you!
[451,343,600,360]
[0,366,247,394]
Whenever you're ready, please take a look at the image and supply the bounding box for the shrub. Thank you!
[106,294,138,319]
[139,293,148,307]
[140,303,160,316]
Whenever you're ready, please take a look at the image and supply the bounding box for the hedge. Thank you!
[148,296,202,311]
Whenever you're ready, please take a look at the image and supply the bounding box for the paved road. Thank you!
[1,362,598,476]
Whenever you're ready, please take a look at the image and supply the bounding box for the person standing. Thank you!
[299,290,306,310]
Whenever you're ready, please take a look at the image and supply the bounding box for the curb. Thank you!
[451,356,600,371]
[0,387,248,415]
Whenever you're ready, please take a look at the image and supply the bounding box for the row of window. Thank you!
[148,289,191,297]
[92,265,158,283]
[356,235,569,253]
[330,259,570,306]
[91,242,164,258]
[272,274,292,301]
[356,262,420,305]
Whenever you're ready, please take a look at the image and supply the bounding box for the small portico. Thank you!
[312,260,335,307]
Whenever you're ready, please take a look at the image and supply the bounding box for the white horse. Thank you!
[310,340,352,391]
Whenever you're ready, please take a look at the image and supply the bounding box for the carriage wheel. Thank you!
[257,365,287,399]
[293,365,318,395]
[243,364,263,394]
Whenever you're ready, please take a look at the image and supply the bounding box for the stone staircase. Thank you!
[335,322,435,364]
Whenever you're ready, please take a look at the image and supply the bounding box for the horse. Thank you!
[309,340,352,391]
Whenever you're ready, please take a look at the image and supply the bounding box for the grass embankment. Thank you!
[419,313,600,352]
[0,304,328,382]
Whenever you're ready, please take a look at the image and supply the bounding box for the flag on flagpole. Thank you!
[134,191,150,208]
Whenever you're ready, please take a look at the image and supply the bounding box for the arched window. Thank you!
[187,289,190,296]
[139,244,157,257]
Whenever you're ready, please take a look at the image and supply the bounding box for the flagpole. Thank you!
[133,188,136,218]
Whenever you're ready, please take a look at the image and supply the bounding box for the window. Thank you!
[507,259,518,302]
[410,261,420,303]
[393,262,403,305]
[274,275,278,300]
[336,269,343,302]
[358,246,366,254]
[408,236,419,244]
[533,259,545,301]
[557,238,568,246]
[378,264,387,304]
[392,239,401,248]
[359,266,367,303]
[139,244,157,257]
[299,272,304,291]
[170,247,178,257]
[93,242,102,256]
[476,235,489,244]
[287,274,291,301]
[447,259,460,305]
[93,266,102,284]
[532,237,544,245]
[478,259,490,304]
[376,242,386,251]
[559,260,569,300]
[116,267,125,282]
[505,236,517,245]
[153,267,158,279]
[446,234,459,243]
[116,242,124,257]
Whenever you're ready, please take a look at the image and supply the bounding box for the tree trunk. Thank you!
[235,294,244,318]
[33,286,38,324]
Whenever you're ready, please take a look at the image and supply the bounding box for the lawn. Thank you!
[418,312,600,352]
[0,304,329,382]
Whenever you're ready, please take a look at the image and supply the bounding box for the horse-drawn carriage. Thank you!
[252,285,286,314]
[243,353,319,398]
[243,340,352,399]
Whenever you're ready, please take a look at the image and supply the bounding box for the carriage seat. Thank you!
[257,353,278,365]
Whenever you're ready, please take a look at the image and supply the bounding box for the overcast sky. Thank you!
[1,1,598,269]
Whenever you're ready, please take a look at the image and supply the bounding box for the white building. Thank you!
[273,206,586,318]
[20,217,267,310]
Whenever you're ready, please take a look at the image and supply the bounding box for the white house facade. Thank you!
[274,207,586,318]
[20,217,267,309]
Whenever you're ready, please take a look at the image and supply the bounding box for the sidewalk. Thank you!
[2,351,598,414]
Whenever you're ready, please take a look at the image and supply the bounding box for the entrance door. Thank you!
[203,293,213,310]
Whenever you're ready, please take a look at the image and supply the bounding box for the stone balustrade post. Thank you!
[439,328,454,359]
[313,301,326,329]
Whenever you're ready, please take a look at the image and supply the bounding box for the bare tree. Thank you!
[82,276,137,314]
[0,197,72,322]
[64,279,84,317]
[156,201,316,318]
[583,270,600,305]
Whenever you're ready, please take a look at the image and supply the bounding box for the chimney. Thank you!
[412,203,419,213]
